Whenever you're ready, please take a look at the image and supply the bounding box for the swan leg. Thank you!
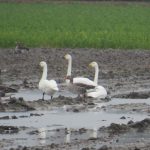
[83,93,86,99]
[42,92,45,100]
[82,94,86,102]
[77,94,80,98]
[51,96,53,100]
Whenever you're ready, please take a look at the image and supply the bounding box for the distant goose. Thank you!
[15,42,29,54]
[86,62,107,99]
[39,61,59,100]
[0,69,2,84]
[65,54,96,97]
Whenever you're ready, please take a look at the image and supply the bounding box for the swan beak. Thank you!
[64,54,71,59]
[64,54,67,59]
[89,63,93,67]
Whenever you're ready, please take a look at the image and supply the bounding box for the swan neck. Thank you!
[94,65,99,84]
[67,58,72,76]
[41,64,47,80]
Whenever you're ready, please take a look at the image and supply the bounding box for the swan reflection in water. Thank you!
[91,127,98,139]
[38,127,46,144]
[65,127,71,143]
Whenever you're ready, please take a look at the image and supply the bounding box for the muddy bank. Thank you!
[1,48,150,82]
[0,96,99,112]
[113,90,150,99]
[101,118,150,134]
[0,97,35,112]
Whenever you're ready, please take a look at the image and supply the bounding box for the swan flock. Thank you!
[39,54,107,100]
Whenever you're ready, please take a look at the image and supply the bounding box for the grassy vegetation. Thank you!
[0,2,150,49]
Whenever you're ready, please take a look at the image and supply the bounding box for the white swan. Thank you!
[39,61,59,100]
[65,54,96,96]
[86,62,107,99]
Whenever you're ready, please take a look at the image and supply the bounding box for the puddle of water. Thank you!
[13,89,150,105]
[0,125,103,149]
[1,89,150,129]
[0,110,149,129]
[107,98,150,105]
[95,98,150,109]
[0,110,149,149]
[13,89,76,101]
[1,89,150,149]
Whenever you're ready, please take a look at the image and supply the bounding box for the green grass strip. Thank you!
[0,2,150,49]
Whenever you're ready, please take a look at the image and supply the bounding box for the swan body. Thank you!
[66,76,96,95]
[86,62,107,99]
[87,85,107,98]
[65,54,96,95]
[39,61,59,100]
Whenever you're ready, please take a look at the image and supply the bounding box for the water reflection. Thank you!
[90,127,98,139]
[38,127,46,144]
[14,89,76,101]
[93,127,98,138]
[65,128,71,143]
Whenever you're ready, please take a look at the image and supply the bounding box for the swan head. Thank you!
[89,61,98,68]
[40,61,47,68]
[64,54,72,60]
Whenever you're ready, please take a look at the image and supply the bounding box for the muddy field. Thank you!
[1,48,150,94]
[0,48,150,150]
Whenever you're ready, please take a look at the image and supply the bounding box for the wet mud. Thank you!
[1,48,150,97]
[1,48,150,149]
[0,96,99,112]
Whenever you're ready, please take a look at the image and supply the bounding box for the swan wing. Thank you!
[73,77,96,86]
[41,80,59,91]
[72,77,96,90]
[48,80,59,91]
